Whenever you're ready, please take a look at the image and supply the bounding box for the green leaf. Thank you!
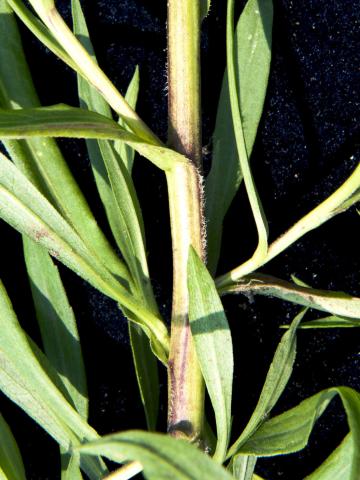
[200,0,211,20]
[238,387,360,479]
[128,322,159,431]
[0,105,187,171]
[231,455,256,480]
[61,449,83,480]
[6,0,75,69]
[71,0,159,430]
[228,309,305,458]
[297,316,360,329]
[0,413,26,480]
[0,280,107,479]
[115,66,140,173]
[0,152,169,364]
[23,240,88,419]
[0,3,130,283]
[77,430,235,480]
[206,0,273,272]
[221,273,360,319]
[11,0,160,145]
[217,163,360,289]
[188,247,233,463]
[306,434,353,479]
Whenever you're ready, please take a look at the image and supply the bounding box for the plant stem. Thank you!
[166,0,205,442]
[167,0,202,169]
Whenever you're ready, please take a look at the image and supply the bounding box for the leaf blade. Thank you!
[206,0,273,272]
[0,105,188,171]
[0,414,26,480]
[77,430,235,480]
[0,152,169,363]
[188,247,233,462]
[238,387,360,479]
[71,0,160,429]
[221,273,360,319]
[228,309,305,458]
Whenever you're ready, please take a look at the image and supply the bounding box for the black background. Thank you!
[0,0,360,478]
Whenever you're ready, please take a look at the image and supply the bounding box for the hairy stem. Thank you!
[166,0,205,442]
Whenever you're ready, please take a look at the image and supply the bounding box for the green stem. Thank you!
[167,0,202,169]
[166,0,205,442]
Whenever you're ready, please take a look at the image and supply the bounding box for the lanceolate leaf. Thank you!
[221,273,360,319]
[6,0,75,69]
[77,430,235,480]
[306,434,353,479]
[297,316,360,329]
[238,387,360,479]
[0,105,187,171]
[0,152,169,363]
[0,281,107,479]
[115,66,140,173]
[71,0,159,430]
[188,247,233,463]
[0,413,26,480]
[23,240,88,419]
[206,0,273,272]
[231,455,256,480]
[228,309,305,458]
[0,3,129,283]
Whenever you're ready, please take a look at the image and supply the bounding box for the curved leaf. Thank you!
[0,3,129,283]
[0,280,107,479]
[0,152,169,363]
[0,105,187,171]
[238,387,360,479]
[0,413,26,480]
[71,0,159,430]
[228,309,305,458]
[221,273,360,319]
[77,430,235,480]
[306,434,353,479]
[206,0,273,272]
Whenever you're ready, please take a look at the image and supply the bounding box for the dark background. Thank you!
[0,0,359,478]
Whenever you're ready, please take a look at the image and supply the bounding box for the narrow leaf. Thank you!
[232,455,257,480]
[0,152,169,363]
[0,413,26,480]
[61,449,83,480]
[71,0,159,429]
[24,240,88,418]
[0,3,130,283]
[223,0,269,277]
[228,309,305,458]
[0,280,107,479]
[128,322,159,431]
[188,247,233,462]
[221,273,360,319]
[306,434,353,479]
[216,163,360,287]
[116,66,140,173]
[238,387,360,479]
[206,0,273,272]
[6,0,75,69]
[0,105,187,171]
[77,430,235,480]
[297,316,360,329]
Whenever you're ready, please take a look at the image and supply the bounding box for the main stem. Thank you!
[166,0,205,442]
